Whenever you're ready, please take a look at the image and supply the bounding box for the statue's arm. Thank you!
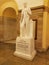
[27,12,31,16]
[27,8,32,20]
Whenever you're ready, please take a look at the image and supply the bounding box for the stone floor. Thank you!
[0,43,49,65]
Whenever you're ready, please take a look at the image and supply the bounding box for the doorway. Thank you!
[3,7,17,42]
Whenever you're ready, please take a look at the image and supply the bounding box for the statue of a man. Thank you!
[14,3,36,60]
[20,3,32,37]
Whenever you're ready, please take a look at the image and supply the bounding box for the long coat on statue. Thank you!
[20,7,34,38]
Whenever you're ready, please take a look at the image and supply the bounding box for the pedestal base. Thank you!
[14,50,36,60]
[14,37,36,60]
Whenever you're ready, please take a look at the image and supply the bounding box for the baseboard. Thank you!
[14,50,36,61]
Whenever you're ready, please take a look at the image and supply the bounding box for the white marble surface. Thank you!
[14,37,36,60]
[14,6,36,60]
[14,20,36,60]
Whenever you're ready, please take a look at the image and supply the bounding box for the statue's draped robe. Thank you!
[14,7,36,60]
[20,7,33,37]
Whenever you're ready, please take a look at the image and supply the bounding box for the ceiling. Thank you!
[0,0,13,6]
[0,0,44,10]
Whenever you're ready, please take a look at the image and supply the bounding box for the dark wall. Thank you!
[0,16,20,42]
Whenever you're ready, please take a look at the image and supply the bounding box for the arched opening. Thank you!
[3,7,17,42]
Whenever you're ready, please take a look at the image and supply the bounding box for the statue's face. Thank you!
[24,3,27,8]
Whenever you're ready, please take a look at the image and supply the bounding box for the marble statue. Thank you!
[14,3,36,60]
[20,4,32,37]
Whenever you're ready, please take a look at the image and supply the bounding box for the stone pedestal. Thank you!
[14,36,36,60]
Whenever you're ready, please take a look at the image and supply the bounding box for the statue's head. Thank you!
[23,2,27,8]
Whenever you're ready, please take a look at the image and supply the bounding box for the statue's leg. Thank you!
[20,24,25,37]
[26,20,30,37]
[20,20,27,37]
[20,27,22,37]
